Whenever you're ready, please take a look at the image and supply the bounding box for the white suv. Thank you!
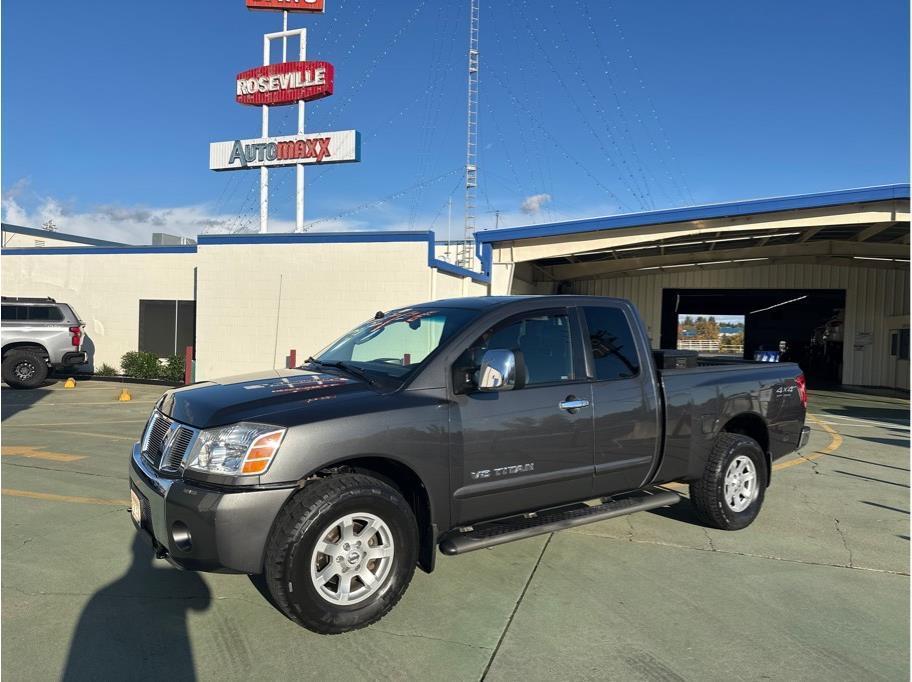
[1,297,87,388]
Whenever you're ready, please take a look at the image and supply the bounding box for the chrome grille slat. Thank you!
[140,411,198,474]
[162,427,195,472]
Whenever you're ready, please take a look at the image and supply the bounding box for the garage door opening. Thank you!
[660,289,847,386]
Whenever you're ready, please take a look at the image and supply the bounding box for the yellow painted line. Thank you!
[1,446,86,463]
[1,488,128,507]
[772,413,842,472]
[2,426,137,442]
[3,419,147,428]
[658,414,842,490]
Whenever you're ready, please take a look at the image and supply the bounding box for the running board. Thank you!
[438,488,680,556]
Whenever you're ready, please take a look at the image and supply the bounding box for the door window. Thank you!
[465,312,575,386]
[582,306,640,380]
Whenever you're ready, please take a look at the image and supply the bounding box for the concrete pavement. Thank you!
[1,381,908,680]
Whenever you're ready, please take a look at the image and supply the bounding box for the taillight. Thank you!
[69,326,82,347]
[795,374,808,409]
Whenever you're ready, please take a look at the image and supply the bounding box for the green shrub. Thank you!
[161,354,186,384]
[120,351,161,379]
[95,363,119,377]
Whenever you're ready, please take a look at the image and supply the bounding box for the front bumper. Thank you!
[797,425,811,450]
[129,442,296,574]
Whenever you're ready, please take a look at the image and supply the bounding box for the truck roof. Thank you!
[417,295,629,310]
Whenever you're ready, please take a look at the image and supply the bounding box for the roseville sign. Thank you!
[236,61,334,106]
[246,0,325,12]
[210,130,360,171]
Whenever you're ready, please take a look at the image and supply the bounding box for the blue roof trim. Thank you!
[1,245,198,255]
[476,183,911,244]
[197,231,431,245]
[0,229,492,283]
[1,222,128,247]
[200,230,491,283]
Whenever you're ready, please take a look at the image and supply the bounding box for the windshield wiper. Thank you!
[305,357,376,386]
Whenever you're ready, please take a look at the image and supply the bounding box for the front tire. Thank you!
[690,433,767,530]
[2,350,49,389]
[264,473,418,634]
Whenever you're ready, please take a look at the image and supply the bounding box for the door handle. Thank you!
[559,396,590,413]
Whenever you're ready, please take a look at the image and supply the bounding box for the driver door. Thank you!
[449,308,595,525]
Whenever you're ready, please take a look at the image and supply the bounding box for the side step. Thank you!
[439,488,680,556]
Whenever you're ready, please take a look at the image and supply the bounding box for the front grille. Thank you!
[141,411,197,474]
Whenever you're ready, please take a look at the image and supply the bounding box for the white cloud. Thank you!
[1,185,383,244]
[520,193,552,215]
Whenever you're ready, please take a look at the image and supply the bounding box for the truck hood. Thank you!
[158,368,377,428]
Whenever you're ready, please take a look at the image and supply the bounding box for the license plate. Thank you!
[131,489,142,524]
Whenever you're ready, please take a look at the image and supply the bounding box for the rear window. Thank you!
[1,305,65,322]
[582,306,640,381]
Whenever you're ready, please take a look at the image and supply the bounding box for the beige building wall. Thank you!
[1,237,492,381]
[194,241,489,379]
[569,263,910,389]
[1,252,196,370]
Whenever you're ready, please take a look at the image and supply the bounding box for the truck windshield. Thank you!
[314,307,479,383]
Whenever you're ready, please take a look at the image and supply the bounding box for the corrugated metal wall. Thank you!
[571,263,910,389]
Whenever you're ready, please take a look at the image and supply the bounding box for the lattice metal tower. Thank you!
[461,0,480,267]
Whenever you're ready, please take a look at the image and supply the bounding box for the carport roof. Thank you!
[475,183,910,245]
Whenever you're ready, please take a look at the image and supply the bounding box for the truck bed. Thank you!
[652,360,805,485]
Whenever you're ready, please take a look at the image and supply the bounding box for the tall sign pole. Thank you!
[462,0,480,267]
[211,0,361,234]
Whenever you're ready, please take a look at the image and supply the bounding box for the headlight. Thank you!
[186,422,286,476]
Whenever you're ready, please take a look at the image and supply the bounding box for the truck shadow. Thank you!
[61,535,211,681]
[0,381,60,420]
[645,499,705,526]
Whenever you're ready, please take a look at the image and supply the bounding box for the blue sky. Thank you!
[2,0,909,242]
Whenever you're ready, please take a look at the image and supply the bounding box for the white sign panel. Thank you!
[210,130,360,171]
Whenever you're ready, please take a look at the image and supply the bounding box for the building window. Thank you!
[891,329,909,361]
[138,300,195,358]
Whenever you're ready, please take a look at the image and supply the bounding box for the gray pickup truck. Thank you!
[1,297,87,388]
[129,295,809,634]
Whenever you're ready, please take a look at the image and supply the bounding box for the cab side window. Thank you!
[583,306,640,380]
[465,312,575,386]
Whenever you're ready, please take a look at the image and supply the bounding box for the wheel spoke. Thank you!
[357,518,380,541]
[365,545,394,560]
[314,562,339,586]
[316,539,339,557]
[359,569,378,589]
[337,573,351,601]
[339,516,356,542]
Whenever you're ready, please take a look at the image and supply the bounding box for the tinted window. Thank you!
[28,306,64,322]
[1,305,24,321]
[0,305,62,321]
[467,312,575,385]
[583,306,640,380]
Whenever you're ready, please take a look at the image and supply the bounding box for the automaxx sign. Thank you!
[210,130,360,170]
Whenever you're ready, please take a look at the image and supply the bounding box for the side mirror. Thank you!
[477,349,525,392]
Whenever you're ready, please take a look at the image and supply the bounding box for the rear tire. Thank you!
[2,350,49,389]
[690,433,767,530]
[263,473,418,634]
